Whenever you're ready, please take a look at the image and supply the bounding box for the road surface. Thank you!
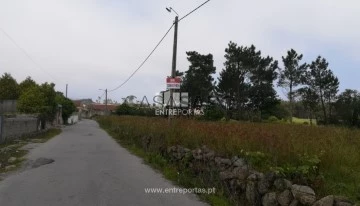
[0,120,207,206]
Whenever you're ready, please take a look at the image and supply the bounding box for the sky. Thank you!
[0,0,360,103]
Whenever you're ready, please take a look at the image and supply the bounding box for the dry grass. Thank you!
[98,115,360,202]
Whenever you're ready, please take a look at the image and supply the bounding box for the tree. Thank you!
[0,73,19,100]
[19,76,37,95]
[18,82,58,128]
[181,51,216,107]
[216,42,278,120]
[297,87,319,125]
[175,70,184,77]
[124,95,137,104]
[306,56,339,123]
[39,82,58,124]
[17,85,46,114]
[248,52,279,119]
[55,92,76,123]
[278,49,308,123]
[335,89,360,127]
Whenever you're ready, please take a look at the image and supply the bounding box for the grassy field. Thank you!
[98,115,360,203]
[292,117,317,125]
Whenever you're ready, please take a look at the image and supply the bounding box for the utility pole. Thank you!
[169,16,179,123]
[105,89,108,114]
[66,84,68,98]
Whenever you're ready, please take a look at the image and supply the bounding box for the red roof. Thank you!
[90,104,118,111]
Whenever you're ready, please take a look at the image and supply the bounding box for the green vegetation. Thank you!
[98,116,231,205]
[0,74,76,125]
[115,103,155,117]
[292,117,317,125]
[98,115,360,204]
[0,73,20,100]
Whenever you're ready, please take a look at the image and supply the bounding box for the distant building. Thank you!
[72,99,118,118]
[72,99,93,119]
[89,104,118,116]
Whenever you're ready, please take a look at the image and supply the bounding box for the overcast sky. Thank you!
[1,0,359,103]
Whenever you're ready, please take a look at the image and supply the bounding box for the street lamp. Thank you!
[166,7,179,16]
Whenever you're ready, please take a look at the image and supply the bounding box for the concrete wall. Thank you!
[0,100,17,114]
[0,116,38,143]
[67,113,79,124]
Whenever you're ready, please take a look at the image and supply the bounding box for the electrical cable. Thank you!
[0,28,61,83]
[108,23,175,92]
[178,0,211,22]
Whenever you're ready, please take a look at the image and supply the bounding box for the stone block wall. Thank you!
[0,117,38,143]
[166,145,356,206]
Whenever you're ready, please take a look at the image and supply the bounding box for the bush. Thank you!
[202,106,224,121]
[115,103,156,117]
[97,115,360,202]
[268,115,279,122]
[115,103,134,115]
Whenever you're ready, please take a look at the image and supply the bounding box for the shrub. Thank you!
[202,105,224,121]
[268,115,279,122]
[115,103,133,115]
[115,103,155,117]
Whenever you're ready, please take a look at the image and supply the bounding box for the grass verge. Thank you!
[0,128,61,174]
[97,115,360,204]
[100,120,232,206]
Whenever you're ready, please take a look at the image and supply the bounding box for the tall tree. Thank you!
[297,87,319,125]
[39,82,57,127]
[278,49,308,123]
[216,42,278,120]
[19,76,37,95]
[18,82,57,128]
[55,92,76,123]
[335,89,360,127]
[307,56,339,123]
[181,51,216,107]
[248,53,279,118]
[0,73,19,100]
[216,42,256,118]
[17,85,46,114]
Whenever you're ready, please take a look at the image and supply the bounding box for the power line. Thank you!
[108,23,175,92]
[178,0,211,22]
[100,91,106,99]
[0,28,61,83]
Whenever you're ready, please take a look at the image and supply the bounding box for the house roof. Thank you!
[73,99,93,108]
[90,104,118,111]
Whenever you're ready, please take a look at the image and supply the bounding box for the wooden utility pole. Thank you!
[169,16,179,123]
[105,89,108,113]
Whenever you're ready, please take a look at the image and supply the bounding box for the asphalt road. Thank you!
[0,120,207,206]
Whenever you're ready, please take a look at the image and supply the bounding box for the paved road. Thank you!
[0,120,207,206]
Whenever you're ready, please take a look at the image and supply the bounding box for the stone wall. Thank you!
[0,116,39,143]
[0,100,17,114]
[166,145,356,206]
